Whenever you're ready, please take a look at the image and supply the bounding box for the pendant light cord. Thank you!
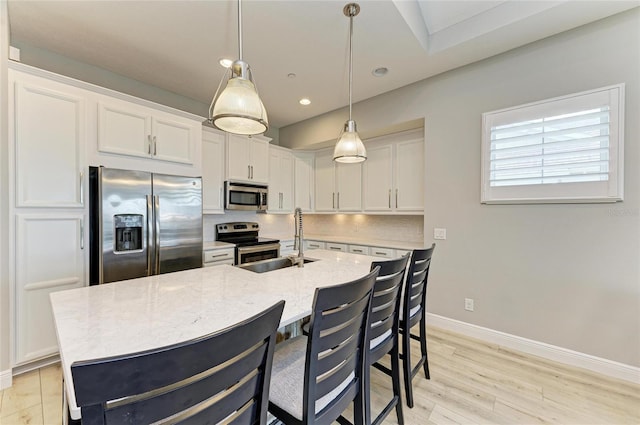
[238,0,243,61]
[348,6,353,121]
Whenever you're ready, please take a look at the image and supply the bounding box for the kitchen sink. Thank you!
[237,256,316,273]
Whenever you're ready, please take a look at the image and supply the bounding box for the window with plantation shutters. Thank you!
[481,85,624,203]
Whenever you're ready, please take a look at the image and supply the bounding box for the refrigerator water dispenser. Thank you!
[114,214,143,252]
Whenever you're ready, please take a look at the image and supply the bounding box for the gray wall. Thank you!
[1,1,10,375]
[280,10,640,367]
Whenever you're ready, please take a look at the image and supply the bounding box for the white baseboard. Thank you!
[0,368,12,390]
[427,313,640,385]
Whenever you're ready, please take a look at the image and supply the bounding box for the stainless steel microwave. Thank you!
[225,181,268,211]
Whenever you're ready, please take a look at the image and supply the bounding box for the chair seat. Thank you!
[270,336,354,421]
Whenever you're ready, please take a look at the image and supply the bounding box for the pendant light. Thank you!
[209,0,268,135]
[333,3,366,163]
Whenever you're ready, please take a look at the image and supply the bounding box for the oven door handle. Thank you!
[236,243,281,255]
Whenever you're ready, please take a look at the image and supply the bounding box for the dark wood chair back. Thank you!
[71,300,285,425]
[403,244,435,328]
[303,267,379,424]
[369,253,410,363]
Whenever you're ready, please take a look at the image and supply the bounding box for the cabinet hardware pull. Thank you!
[332,192,335,209]
[395,189,398,209]
[248,165,251,179]
[330,247,341,250]
[337,192,340,209]
[388,189,391,209]
[250,165,254,179]
[80,219,84,250]
[208,253,229,258]
[153,136,157,156]
[375,251,385,255]
[79,171,84,205]
[147,135,152,154]
[220,188,223,209]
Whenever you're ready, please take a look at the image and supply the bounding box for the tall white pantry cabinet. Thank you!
[9,69,87,365]
[7,63,203,367]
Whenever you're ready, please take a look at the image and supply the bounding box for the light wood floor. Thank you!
[1,327,638,424]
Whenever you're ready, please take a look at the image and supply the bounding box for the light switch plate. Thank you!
[434,228,447,240]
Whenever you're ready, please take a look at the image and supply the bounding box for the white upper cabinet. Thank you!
[268,147,294,213]
[314,149,362,212]
[202,127,226,214]
[363,129,424,213]
[395,137,424,211]
[98,98,199,165]
[226,134,270,184]
[294,152,314,212]
[12,74,86,208]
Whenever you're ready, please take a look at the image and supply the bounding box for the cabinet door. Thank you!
[395,139,424,211]
[98,101,151,158]
[294,153,314,212]
[226,134,251,181]
[152,115,194,164]
[249,138,270,184]
[14,81,85,208]
[202,129,225,213]
[363,144,393,211]
[279,152,294,212]
[314,151,336,211]
[268,151,281,210]
[15,214,86,364]
[336,162,362,211]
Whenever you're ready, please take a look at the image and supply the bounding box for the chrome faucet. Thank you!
[293,207,304,267]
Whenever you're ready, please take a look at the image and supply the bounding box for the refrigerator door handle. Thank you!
[154,195,161,275]
[146,194,154,276]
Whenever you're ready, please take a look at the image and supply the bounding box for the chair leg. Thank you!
[402,328,414,408]
[419,316,430,380]
[364,363,372,425]
[390,344,405,425]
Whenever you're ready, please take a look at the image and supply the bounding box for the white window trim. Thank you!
[481,84,625,204]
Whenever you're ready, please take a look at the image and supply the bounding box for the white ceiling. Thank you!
[7,0,639,128]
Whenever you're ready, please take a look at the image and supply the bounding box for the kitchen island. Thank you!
[50,249,379,421]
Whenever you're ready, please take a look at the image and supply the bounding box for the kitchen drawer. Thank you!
[370,247,396,258]
[280,239,296,255]
[326,242,347,252]
[348,244,370,255]
[203,248,235,266]
[305,240,326,250]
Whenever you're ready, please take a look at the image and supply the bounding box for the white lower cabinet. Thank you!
[326,242,347,252]
[279,239,296,256]
[369,247,396,258]
[305,240,326,250]
[203,248,235,267]
[14,214,86,365]
[348,245,370,255]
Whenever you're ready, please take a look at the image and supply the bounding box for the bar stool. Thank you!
[399,244,435,408]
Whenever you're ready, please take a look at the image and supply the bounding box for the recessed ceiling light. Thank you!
[287,73,297,79]
[372,67,388,77]
[299,98,311,106]
[219,58,233,68]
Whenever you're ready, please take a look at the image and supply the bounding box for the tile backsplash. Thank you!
[204,212,424,243]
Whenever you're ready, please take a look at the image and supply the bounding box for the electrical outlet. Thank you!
[434,228,447,240]
[464,298,474,312]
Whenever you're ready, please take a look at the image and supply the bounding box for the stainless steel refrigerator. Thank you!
[89,166,203,284]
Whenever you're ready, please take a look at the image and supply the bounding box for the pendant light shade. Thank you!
[333,3,366,163]
[209,0,268,135]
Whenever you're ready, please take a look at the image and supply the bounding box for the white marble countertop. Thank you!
[203,240,235,250]
[50,249,376,420]
[261,233,425,251]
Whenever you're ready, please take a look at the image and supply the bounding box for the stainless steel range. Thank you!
[215,222,280,265]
